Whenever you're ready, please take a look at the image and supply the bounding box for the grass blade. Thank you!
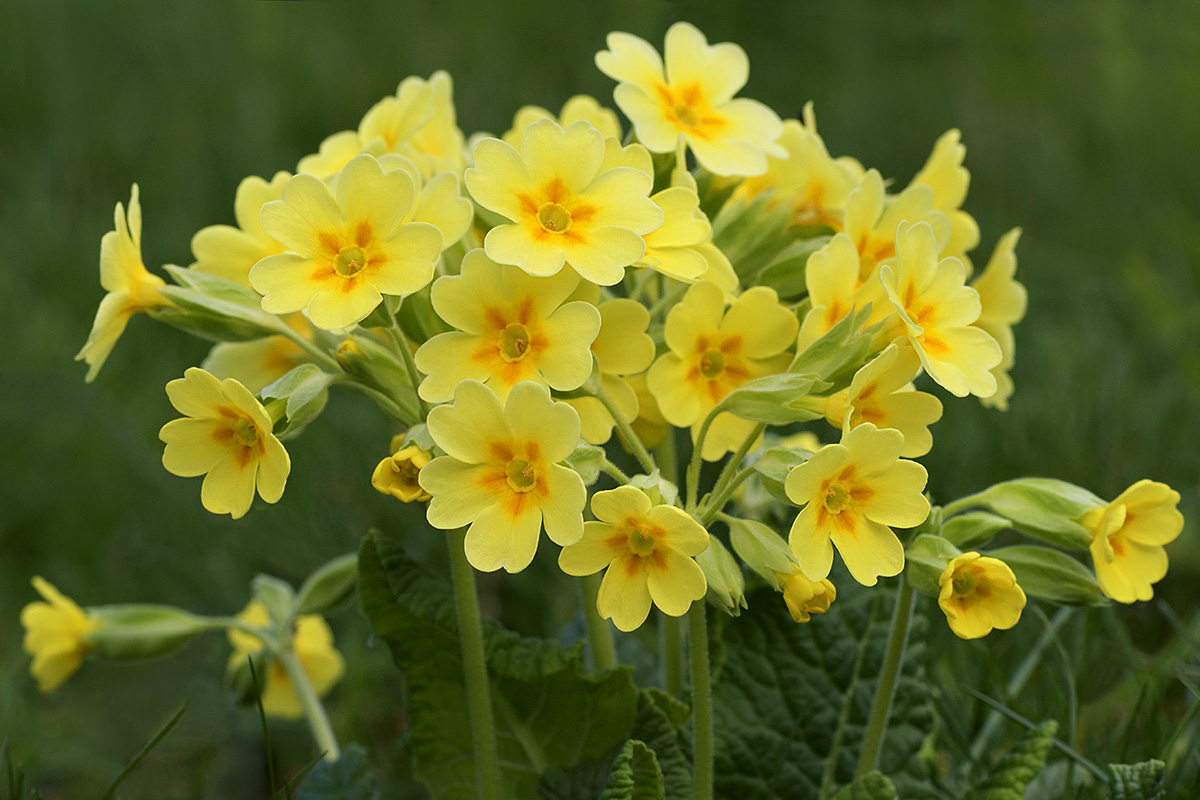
[99,702,188,800]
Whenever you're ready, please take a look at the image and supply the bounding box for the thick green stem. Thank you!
[276,649,341,761]
[579,574,617,671]
[856,579,916,778]
[388,325,430,420]
[685,408,719,511]
[689,602,713,800]
[447,529,502,800]
[660,613,683,697]
[601,458,631,485]
[700,466,756,525]
[655,429,678,488]
[595,385,656,474]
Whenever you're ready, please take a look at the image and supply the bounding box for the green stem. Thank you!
[700,466,756,525]
[333,376,414,423]
[855,579,916,778]
[655,429,678,488]
[387,325,430,420]
[272,321,344,374]
[689,602,713,800]
[595,385,656,474]
[685,407,720,512]
[941,492,986,519]
[447,529,502,800]
[276,649,341,761]
[647,282,688,320]
[600,458,631,484]
[579,574,617,671]
[660,613,683,698]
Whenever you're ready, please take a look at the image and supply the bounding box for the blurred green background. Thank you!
[2,0,1198,796]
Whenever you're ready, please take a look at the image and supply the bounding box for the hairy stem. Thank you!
[579,574,617,671]
[855,579,916,778]
[276,649,341,761]
[689,602,713,800]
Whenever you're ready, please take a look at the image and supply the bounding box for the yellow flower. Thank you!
[20,577,100,692]
[465,119,662,285]
[880,221,1002,398]
[1080,480,1184,603]
[190,172,290,289]
[823,343,943,458]
[372,445,433,502]
[842,169,951,284]
[414,249,601,403]
[775,566,837,623]
[502,94,621,149]
[595,22,785,176]
[227,601,345,720]
[647,282,798,461]
[419,380,586,573]
[910,129,980,264]
[76,185,169,382]
[937,553,1026,639]
[250,154,443,330]
[201,315,314,394]
[972,228,1026,411]
[558,486,708,632]
[159,368,290,519]
[786,423,929,586]
[796,233,891,350]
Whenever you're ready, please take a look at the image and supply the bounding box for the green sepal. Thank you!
[751,446,810,502]
[295,553,359,616]
[755,236,830,302]
[904,534,962,598]
[601,741,664,800]
[261,363,333,437]
[695,535,746,616]
[789,304,879,392]
[940,511,1012,550]
[709,193,795,281]
[985,546,1108,606]
[627,472,680,508]
[356,294,401,330]
[251,574,296,624]
[565,442,605,486]
[954,478,1102,551]
[711,372,825,424]
[85,604,212,660]
[727,517,793,586]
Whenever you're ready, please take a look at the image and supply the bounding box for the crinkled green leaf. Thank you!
[600,741,664,800]
[1106,760,1165,800]
[965,720,1056,800]
[830,771,898,800]
[293,744,379,800]
[629,690,692,800]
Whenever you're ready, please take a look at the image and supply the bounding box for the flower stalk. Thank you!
[855,578,915,778]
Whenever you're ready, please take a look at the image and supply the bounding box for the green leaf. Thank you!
[985,546,1108,606]
[965,720,1057,800]
[788,305,878,391]
[629,691,692,800]
[1106,760,1165,800]
[601,741,664,800]
[830,771,898,800]
[713,373,824,424]
[293,745,379,800]
[358,532,639,800]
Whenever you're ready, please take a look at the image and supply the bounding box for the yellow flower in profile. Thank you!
[972,228,1026,411]
[227,601,345,720]
[559,486,708,632]
[842,169,951,284]
[823,343,943,458]
[786,423,929,586]
[910,129,980,264]
[775,566,837,623]
[20,577,100,692]
[937,553,1026,639]
[190,172,290,289]
[647,282,798,461]
[465,119,662,285]
[159,368,290,520]
[414,249,601,403]
[372,445,433,503]
[502,95,622,149]
[1080,480,1184,603]
[250,154,443,330]
[76,185,170,382]
[880,221,1002,398]
[595,22,785,176]
[419,380,586,573]
[796,233,891,350]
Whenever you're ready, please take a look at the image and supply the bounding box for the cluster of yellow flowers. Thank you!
[30,22,1185,717]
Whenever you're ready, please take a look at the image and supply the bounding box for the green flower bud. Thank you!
[727,517,793,586]
[904,534,963,597]
[695,536,746,616]
[86,604,213,660]
[940,510,1011,550]
[951,478,1102,551]
[251,574,295,625]
[295,553,359,616]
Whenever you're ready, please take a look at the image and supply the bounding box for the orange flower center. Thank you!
[823,481,851,513]
[334,246,367,277]
[498,323,532,362]
[537,203,572,234]
[505,459,537,492]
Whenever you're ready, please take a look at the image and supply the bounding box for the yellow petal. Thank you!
[426,380,511,463]
[421,459,496,529]
[466,502,543,573]
[597,556,653,632]
[830,517,904,587]
[559,521,621,576]
[647,552,706,616]
[663,22,748,106]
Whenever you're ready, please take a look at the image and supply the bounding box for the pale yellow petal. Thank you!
[595,31,666,89]
[505,381,581,463]
[421,459,496,529]
[200,455,258,519]
[415,332,493,404]
[593,299,654,376]
[426,380,511,463]
[598,557,653,632]
[789,504,835,582]
[830,517,904,586]
[647,552,706,617]
[466,502,542,573]
[466,138,531,221]
[307,284,383,330]
[591,486,654,524]
[564,226,645,286]
[663,22,748,105]
[484,224,567,277]
[539,464,586,547]
[521,119,605,193]
[559,521,620,576]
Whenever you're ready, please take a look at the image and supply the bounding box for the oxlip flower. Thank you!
[20,577,100,692]
[1080,479,1184,603]
[937,553,1026,639]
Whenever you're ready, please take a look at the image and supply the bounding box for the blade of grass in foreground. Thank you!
[99,702,188,800]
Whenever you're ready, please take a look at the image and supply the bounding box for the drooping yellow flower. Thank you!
[401,71,467,178]
[372,445,433,502]
[227,601,346,720]
[502,95,622,149]
[419,380,586,573]
[558,486,708,632]
[910,129,980,264]
[647,282,798,461]
[465,119,662,285]
[937,553,1026,639]
[76,185,170,382]
[786,423,930,586]
[595,22,785,176]
[1080,480,1184,603]
[972,228,1026,411]
[190,172,290,289]
[414,249,601,403]
[159,368,290,520]
[796,233,891,350]
[880,221,1002,398]
[250,154,443,330]
[842,169,951,284]
[20,577,100,692]
[823,343,943,458]
[775,566,837,623]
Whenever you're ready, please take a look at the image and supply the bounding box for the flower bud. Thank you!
[295,553,359,616]
[694,536,746,616]
[86,604,213,660]
[627,471,680,508]
[372,446,433,502]
[775,567,836,623]
[727,517,792,585]
[903,534,963,598]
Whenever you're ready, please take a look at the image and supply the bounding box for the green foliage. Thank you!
[100,703,188,800]
[965,720,1056,800]
[262,364,333,438]
[830,771,898,800]
[600,741,664,800]
[1106,760,1165,800]
[630,691,693,800]
[357,531,639,799]
[293,746,379,800]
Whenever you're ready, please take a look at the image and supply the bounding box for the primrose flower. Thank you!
[1080,480,1184,603]
[159,368,290,520]
[465,119,662,285]
[190,172,290,289]
[227,601,345,720]
[20,577,100,693]
[796,233,890,349]
[880,221,1002,398]
[786,423,930,586]
[76,185,170,382]
[842,169,951,284]
[559,486,708,632]
[937,553,1026,639]
[250,154,443,330]
[502,94,621,149]
[414,249,601,403]
[372,445,432,502]
[823,343,943,458]
[972,228,1026,410]
[595,22,785,176]
[910,129,980,264]
[647,281,798,460]
[776,566,837,623]
[420,381,586,573]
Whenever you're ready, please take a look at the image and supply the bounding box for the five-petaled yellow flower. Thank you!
[159,368,291,520]
[595,22,785,176]
[559,486,708,632]
[21,577,100,692]
[937,553,1026,639]
[842,169,950,284]
[419,380,586,573]
[786,423,930,586]
[1080,479,1184,604]
[250,154,443,330]
[465,119,662,285]
[372,445,433,503]
[77,184,170,382]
